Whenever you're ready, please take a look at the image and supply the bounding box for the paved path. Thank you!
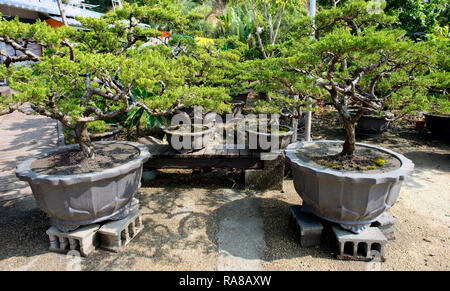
[217,190,266,270]
[0,109,61,201]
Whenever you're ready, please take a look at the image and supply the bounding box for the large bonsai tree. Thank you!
[0,1,236,158]
[275,0,447,156]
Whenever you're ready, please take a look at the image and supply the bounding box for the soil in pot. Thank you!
[166,124,210,133]
[294,142,401,173]
[248,124,293,135]
[265,125,291,134]
[31,143,139,175]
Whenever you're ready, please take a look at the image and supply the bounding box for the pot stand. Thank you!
[300,203,380,233]
[49,191,140,233]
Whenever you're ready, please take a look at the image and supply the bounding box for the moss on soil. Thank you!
[310,154,387,171]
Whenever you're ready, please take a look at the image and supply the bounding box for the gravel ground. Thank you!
[0,114,448,271]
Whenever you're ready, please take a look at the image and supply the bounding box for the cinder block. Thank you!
[332,226,387,262]
[374,212,397,227]
[98,209,144,253]
[377,224,395,241]
[46,224,100,257]
[371,212,397,240]
[289,205,323,247]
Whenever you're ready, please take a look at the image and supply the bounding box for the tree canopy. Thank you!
[243,0,448,155]
[0,1,241,157]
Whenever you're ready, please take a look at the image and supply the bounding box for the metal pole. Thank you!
[291,96,299,142]
[304,0,315,142]
[56,0,68,26]
[112,0,123,11]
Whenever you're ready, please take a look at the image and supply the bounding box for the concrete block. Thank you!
[332,226,387,262]
[289,205,323,247]
[371,212,397,240]
[378,225,395,241]
[245,152,285,190]
[98,209,144,253]
[46,224,100,257]
[373,212,397,227]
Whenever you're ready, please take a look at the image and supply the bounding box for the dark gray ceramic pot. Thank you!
[16,141,150,232]
[285,140,414,233]
[246,124,294,151]
[163,124,215,153]
[355,115,389,137]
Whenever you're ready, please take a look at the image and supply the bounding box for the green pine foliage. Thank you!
[0,0,448,159]
[0,1,238,157]
[244,0,449,155]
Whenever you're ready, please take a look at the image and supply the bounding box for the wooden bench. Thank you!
[138,136,284,190]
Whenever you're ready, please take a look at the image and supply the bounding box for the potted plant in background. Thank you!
[129,36,245,152]
[424,106,450,138]
[279,1,447,232]
[238,41,322,150]
[350,109,390,137]
[212,0,309,148]
[423,39,450,137]
[0,2,200,231]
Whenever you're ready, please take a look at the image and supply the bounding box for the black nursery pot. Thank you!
[355,114,390,137]
[424,113,450,137]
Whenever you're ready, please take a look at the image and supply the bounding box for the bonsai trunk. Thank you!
[75,122,95,158]
[342,119,356,156]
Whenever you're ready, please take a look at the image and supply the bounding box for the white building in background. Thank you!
[0,0,104,84]
[0,0,103,21]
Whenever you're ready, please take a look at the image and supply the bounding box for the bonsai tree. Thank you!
[276,0,447,156]
[423,33,450,116]
[239,55,315,120]
[0,1,235,157]
[131,35,244,119]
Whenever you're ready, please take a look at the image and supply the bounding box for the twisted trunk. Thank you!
[330,90,356,156]
[342,118,356,156]
[74,122,94,158]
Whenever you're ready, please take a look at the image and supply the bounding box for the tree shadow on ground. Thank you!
[0,196,50,261]
[205,196,336,263]
[0,183,338,270]
[0,115,58,162]
[82,187,220,270]
[141,168,245,190]
[0,113,59,200]
[81,188,336,270]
